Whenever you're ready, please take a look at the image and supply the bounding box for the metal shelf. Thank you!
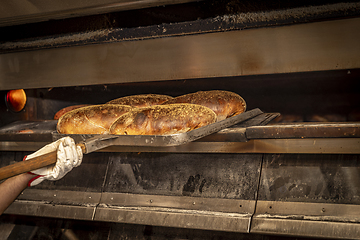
[0,120,359,154]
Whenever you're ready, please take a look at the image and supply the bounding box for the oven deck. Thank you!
[1,120,360,239]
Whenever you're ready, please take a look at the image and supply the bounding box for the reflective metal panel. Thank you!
[251,218,360,239]
[100,192,254,214]
[0,0,199,27]
[246,123,360,139]
[17,189,101,205]
[1,138,360,153]
[96,192,255,232]
[251,153,360,238]
[255,201,360,222]
[258,154,360,204]
[102,153,262,200]
[95,206,253,232]
[1,18,360,90]
[5,201,96,220]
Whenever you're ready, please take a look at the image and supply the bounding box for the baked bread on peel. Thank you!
[54,104,90,120]
[110,103,217,135]
[56,91,246,136]
[57,104,132,134]
[162,90,246,121]
[107,94,173,107]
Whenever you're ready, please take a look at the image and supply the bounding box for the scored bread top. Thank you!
[57,104,133,134]
[106,94,174,108]
[109,103,217,135]
[54,104,90,120]
[162,90,246,121]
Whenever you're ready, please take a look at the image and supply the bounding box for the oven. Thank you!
[0,1,360,239]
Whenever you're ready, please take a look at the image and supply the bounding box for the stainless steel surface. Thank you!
[0,223,14,240]
[100,192,254,214]
[18,189,101,205]
[235,113,280,127]
[95,206,252,233]
[241,138,360,154]
[5,189,101,220]
[251,218,360,239]
[4,189,255,233]
[1,17,360,90]
[99,138,360,153]
[250,153,360,239]
[5,191,360,237]
[5,201,97,220]
[200,127,248,143]
[247,122,360,139]
[1,138,359,153]
[0,120,56,141]
[0,0,200,27]
[0,120,57,132]
[258,153,360,204]
[254,200,360,222]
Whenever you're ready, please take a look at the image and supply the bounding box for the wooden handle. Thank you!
[0,143,86,181]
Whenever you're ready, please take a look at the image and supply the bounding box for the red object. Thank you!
[6,89,27,112]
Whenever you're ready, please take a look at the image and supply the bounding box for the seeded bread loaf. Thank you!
[54,104,90,120]
[110,104,217,135]
[162,90,246,121]
[107,94,174,107]
[57,104,133,134]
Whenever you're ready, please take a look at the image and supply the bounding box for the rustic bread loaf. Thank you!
[57,104,133,134]
[107,94,174,107]
[110,104,217,135]
[162,90,246,121]
[54,104,90,120]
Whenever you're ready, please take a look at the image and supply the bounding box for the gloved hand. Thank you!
[24,137,83,186]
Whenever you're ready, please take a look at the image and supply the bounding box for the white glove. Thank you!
[25,137,83,186]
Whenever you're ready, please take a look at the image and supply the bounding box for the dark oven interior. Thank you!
[1,69,360,126]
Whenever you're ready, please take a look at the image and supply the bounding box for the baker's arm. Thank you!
[0,137,82,215]
[0,173,33,214]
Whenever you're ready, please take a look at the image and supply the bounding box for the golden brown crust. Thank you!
[107,94,174,107]
[54,104,91,120]
[162,90,246,121]
[57,104,133,134]
[109,104,217,135]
